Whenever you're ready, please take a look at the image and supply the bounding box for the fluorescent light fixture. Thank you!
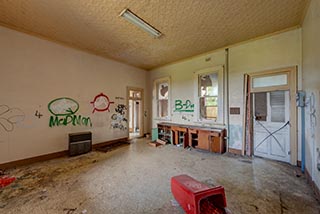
[119,9,162,38]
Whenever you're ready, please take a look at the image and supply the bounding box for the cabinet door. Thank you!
[197,131,210,150]
[211,136,221,153]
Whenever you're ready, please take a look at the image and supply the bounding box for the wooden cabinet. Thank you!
[158,123,226,154]
[157,124,171,144]
[188,128,198,148]
[197,130,211,150]
[209,129,226,153]
[171,126,188,147]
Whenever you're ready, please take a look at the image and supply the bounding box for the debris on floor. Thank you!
[39,195,47,200]
[63,208,77,214]
[0,176,16,188]
[238,158,252,164]
[1,139,320,213]
[0,201,7,209]
[148,141,162,147]
[202,178,215,186]
[95,141,130,153]
[0,152,103,207]
[39,188,48,200]
[156,139,167,145]
[294,169,302,177]
[0,169,6,176]
[170,199,180,207]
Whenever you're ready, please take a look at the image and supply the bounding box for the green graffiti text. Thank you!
[49,115,92,127]
[174,99,194,112]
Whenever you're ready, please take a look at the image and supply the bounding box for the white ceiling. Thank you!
[0,0,309,70]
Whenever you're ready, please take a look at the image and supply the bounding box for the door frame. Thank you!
[246,66,297,165]
[127,87,144,138]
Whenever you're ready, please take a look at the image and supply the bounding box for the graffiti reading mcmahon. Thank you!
[48,97,92,127]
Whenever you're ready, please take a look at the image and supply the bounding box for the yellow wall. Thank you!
[302,0,320,189]
[0,26,147,164]
[229,29,302,150]
[149,29,302,151]
[148,49,225,128]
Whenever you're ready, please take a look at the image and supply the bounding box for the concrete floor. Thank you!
[0,138,319,214]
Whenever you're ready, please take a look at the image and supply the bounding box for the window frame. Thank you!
[194,66,224,124]
[153,76,171,120]
[250,71,289,93]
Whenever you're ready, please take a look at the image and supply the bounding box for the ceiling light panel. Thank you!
[119,8,162,38]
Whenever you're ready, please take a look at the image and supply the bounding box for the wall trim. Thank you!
[92,137,128,149]
[0,150,68,170]
[305,168,320,202]
[228,148,242,155]
[0,137,128,169]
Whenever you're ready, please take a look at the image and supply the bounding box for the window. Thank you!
[154,77,170,119]
[196,66,223,123]
[252,74,287,88]
[199,73,218,120]
[253,91,286,123]
[270,91,285,123]
[254,92,267,121]
[129,90,141,99]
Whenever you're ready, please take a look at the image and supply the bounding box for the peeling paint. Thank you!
[229,124,242,149]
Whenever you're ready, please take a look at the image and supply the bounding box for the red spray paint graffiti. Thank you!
[0,176,15,188]
[90,93,114,113]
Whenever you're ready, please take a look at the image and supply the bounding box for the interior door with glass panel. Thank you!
[253,90,290,163]
[128,88,143,139]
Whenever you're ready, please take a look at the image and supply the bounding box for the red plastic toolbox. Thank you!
[171,174,227,214]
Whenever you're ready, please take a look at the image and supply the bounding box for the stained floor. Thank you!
[0,138,319,214]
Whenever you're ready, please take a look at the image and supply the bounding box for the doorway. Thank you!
[127,87,144,139]
[253,90,290,163]
[244,67,297,165]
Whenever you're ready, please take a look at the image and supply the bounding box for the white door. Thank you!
[128,88,143,138]
[253,90,290,163]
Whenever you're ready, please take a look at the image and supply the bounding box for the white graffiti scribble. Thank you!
[0,105,25,132]
[49,98,79,116]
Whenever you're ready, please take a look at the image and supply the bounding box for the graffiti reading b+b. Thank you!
[174,99,195,112]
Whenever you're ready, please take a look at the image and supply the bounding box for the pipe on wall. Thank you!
[301,105,306,173]
[297,90,306,173]
[225,48,230,151]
